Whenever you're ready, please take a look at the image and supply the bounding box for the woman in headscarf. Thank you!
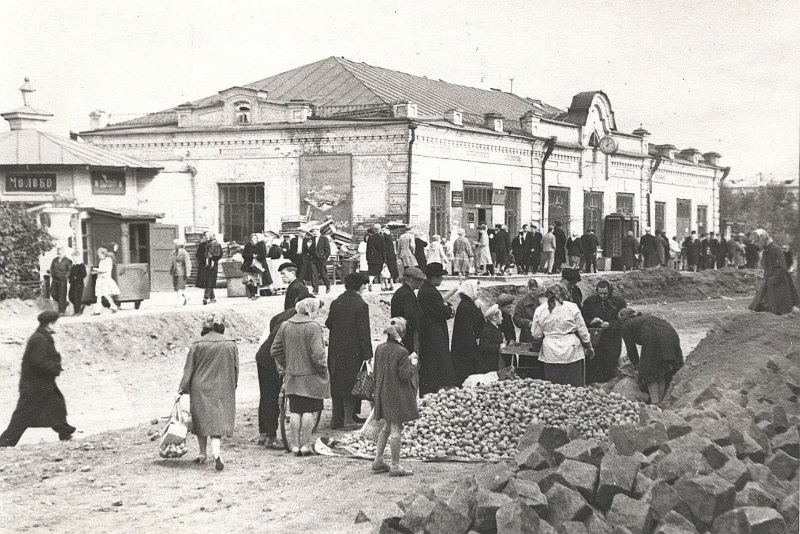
[582,281,627,384]
[479,305,505,373]
[474,224,494,276]
[531,283,594,387]
[748,229,800,315]
[242,233,270,300]
[426,234,448,271]
[451,228,473,281]
[270,297,329,456]
[618,308,683,404]
[451,280,485,384]
[179,312,239,470]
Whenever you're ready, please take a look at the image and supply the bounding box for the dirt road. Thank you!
[0,294,754,533]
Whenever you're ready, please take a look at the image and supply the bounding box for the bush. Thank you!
[0,202,55,287]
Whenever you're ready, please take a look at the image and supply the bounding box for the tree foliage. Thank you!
[720,182,799,251]
[0,202,55,284]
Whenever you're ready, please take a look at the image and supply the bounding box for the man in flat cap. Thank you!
[279,262,311,311]
[0,311,76,446]
[391,267,426,353]
[560,268,584,311]
[496,293,517,345]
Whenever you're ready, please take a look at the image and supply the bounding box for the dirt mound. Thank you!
[665,310,800,416]
[0,297,53,318]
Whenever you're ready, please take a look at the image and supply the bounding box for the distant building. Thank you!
[79,56,728,249]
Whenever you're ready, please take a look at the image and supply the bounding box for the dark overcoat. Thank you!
[6,328,67,428]
[366,232,385,268]
[68,263,87,306]
[383,234,399,278]
[582,292,627,384]
[512,234,527,266]
[373,339,419,424]
[500,310,516,344]
[414,238,428,269]
[479,322,504,374]
[284,278,311,311]
[749,242,800,315]
[513,293,539,343]
[685,239,701,266]
[567,237,583,258]
[451,295,485,384]
[417,280,456,394]
[197,240,222,289]
[553,226,567,267]
[325,290,373,397]
[495,229,511,264]
[622,314,683,388]
[622,235,638,268]
[242,242,267,272]
[390,283,421,352]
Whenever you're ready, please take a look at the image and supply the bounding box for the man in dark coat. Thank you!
[382,226,399,287]
[552,221,567,274]
[417,263,457,395]
[366,224,385,286]
[708,232,720,269]
[390,267,425,352]
[325,273,373,429]
[512,230,528,274]
[580,229,599,273]
[639,228,659,269]
[48,247,72,314]
[698,233,710,271]
[288,230,306,278]
[530,224,543,274]
[279,263,311,311]
[513,278,545,343]
[582,281,627,384]
[494,225,511,274]
[0,312,75,446]
[684,232,701,271]
[308,228,331,295]
[414,235,428,270]
[716,234,728,269]
[748,229,800,315]
[67,254,87,316]
[621,231,638,271]
[451,283,484,384]
[197,231,223,304]
[561,268,584,311]
[496,293,517,344]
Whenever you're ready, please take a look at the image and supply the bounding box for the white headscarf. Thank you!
[457,279,480,301]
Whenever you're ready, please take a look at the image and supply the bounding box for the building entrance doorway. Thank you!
[462,207,492,240]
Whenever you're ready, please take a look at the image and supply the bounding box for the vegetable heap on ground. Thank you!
[346,378,641,461]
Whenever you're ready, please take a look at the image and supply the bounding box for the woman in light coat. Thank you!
[532,283,594,387]
[271,297,329,456]
[451,229,473,281]
[426,235,448,273]
[169,239,192,306]
[92,248,120,314]
[179,312,239,470]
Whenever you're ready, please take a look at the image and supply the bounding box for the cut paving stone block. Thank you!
[475,462,515,492]
[377,517,409,534]
[447,476,479,524]
[654,451,714,483]
[495,500,540,534]
[556,521,589,534]
[516,443,555,470]
[553,439,606,467]
[771,427,800,458]
[538,519,559,534]
[596,454,640,511]
[744,461,794,501]
[631,472,655,499]
[473,489,514,533]
[606,494,654,534]
[517,467,557,486]
[712,506,787,534]
[503,480,520,499]
[695,418,733,447]
[517,423,570,452]
[398,494,436,532]
[778,491,799,525]
[702,442,732,470]
[715,457,751,491]
[583,508,613,534]
[659,432,713,455]
[764,449,798,480]
[729,418,771,453]
[673,473,736,525]
[537,471,573,495]
[556,459,599,503]
[642,479,680,520]
[772,405,790,433]
[424,501,472,534]
[609,423,668,456]
[514,478,548,516]
[638,407,693,440]
[654,510,698,534]
[734,481,779,509]
[545,483,592,529]
[756,419,777,439]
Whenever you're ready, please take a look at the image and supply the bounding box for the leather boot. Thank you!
[342,397,360,430]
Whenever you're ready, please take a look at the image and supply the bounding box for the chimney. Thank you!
[678,148,702,164]
[632,126,650,138]
[444,109,463,126]
[519,111,540,135]
[703,151,722,166]
[89,109,108,130]
[484,112,504,133]
[287,99,312,123]
[393,101,417,119]
[1,78,54,131]
[653,144,676,159]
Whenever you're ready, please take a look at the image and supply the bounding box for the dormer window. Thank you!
[234,102,251,124]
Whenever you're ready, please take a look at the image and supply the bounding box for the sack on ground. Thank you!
[159,397,189,458]
[351,360,375,401]
[462,371,499,388]
[358,408,385,442]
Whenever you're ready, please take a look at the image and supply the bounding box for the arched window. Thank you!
[234,102,251,124]
[588,131,600,148]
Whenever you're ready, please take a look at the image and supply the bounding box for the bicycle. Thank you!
[278,382,322,452]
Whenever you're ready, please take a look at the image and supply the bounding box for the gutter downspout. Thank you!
[406,122,417,223]
[647,157,662,228]
[541,136,557,228]
[717,167,731,237]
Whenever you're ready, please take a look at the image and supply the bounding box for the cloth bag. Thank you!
[358,408,385,442]
[159,397,189,458]
[351,360,375,401]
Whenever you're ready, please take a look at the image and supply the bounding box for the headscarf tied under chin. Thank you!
[202,312,227,334]
[750,228,772,250]
[384,317,407,342]
[546,282,571,312]
[458,280,480,302]
[617,307,638,322]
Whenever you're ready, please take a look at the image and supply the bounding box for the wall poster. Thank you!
[91,170,126,195]
[299,155,353,231]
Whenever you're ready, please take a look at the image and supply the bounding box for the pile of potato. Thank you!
[347,378,641,461]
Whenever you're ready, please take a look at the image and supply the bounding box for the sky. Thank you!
[1,0,798,182]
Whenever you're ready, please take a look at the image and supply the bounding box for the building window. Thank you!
[430,181,449,238]
[463,182,493,206]
[234,102,251,124]
[616,193,634,215]
[697,205,708,235]
[654,202,666,233]
[676,198,691,238]
[548,187,570,231]
[504,187,521,233]
[583,191,603,239]
[219,183,264,243]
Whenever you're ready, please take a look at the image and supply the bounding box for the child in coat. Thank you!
[479,304,505,373]
[372,317,419,477]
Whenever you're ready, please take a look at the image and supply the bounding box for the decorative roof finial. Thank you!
[20,77,35,107]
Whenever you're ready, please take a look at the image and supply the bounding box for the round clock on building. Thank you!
[598,135,618,155]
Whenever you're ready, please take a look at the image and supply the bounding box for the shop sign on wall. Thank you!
[451,191,463,207]
[299,155,352,231]
[91,171,126,195]
[491,188,507,205]
[5,173,57,193]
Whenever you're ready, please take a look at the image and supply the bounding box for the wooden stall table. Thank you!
[500,342,543,379]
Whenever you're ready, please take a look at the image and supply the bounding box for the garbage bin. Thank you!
[221,260,247,298]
